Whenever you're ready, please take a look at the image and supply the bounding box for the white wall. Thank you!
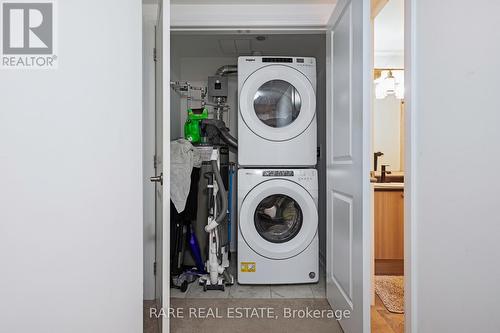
[373,95,401,171]
[374,52,404,68]
[0,1,143,332]
[374,0,404,59]
[409,0,500,331]
[170,38,182,140]
[373,6,404,173]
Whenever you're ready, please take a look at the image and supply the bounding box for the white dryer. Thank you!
[238,56,317,167]
[237,169,319,284]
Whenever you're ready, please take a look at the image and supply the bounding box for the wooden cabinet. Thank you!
[374,190,404,260]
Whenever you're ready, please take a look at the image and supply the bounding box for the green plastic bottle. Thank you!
[184,108,208,143]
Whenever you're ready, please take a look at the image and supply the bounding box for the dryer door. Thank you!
[240,65,316,142]
[239,179,318,260]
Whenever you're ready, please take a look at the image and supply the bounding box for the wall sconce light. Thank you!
[374,69,404,100]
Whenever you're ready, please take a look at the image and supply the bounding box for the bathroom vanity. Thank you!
[374,183,404,275]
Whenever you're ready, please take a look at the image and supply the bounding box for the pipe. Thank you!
[215,65,237,76]
[227,165,234,244]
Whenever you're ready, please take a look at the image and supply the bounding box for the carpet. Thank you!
[374,275,404,314]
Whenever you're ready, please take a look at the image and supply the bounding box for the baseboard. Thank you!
[375,259,404,275]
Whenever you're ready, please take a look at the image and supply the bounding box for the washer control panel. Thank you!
[258,169,316,183]
[294,170,316,182]
[239,169,318,193]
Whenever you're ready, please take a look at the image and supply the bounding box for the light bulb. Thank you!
[384,70,396,94]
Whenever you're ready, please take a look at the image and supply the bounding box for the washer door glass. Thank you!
[253,80,302,128]
[254,194,303,243]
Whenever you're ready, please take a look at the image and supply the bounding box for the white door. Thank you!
[325,0,372,332]
[151,1,171,332]
[153,11,163,306]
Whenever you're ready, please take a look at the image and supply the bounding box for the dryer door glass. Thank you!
[253,80,302,128]
[254,194,303,243]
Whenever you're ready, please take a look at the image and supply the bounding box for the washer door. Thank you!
[240,65,316,142]
[239,179,318,260]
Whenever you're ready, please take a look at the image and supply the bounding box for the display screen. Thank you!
[262,170,294,177]
[262,57,293,63]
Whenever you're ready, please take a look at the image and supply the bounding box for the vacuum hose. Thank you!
[217,127,238,150]
[200,119,238,150]
[212,160,227,224]
[205,160,228,232]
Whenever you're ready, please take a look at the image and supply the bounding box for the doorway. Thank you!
[370,1,405,332]
[143,2,416,331]
[166,31,340,333]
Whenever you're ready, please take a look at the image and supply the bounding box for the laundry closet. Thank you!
[146,1,372,331]
[168,32,328,296]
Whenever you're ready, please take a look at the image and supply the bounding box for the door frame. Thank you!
[159,3,416,332]
[370,0,416,332]
[403,0,416,332]
[160,0,171,332]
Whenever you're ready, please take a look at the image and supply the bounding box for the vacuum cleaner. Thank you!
[171,75,238,292]
[197,119,238,290]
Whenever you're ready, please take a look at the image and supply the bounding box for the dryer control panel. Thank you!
[262,57,293,63]
[243,56,315,66]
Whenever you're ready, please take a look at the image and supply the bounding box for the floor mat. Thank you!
[374,275,404,314]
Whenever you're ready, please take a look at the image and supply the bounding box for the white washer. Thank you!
[238,56,317,167]
[237,169,319,284]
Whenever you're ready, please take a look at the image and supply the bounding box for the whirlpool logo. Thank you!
[1,0,57,69]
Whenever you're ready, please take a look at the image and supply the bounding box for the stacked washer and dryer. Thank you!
[237,56,319,284]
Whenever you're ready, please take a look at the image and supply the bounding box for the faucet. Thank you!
[374,151,384,171]
[381,165,392,183]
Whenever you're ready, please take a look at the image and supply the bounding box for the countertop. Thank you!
[372,182,404,190]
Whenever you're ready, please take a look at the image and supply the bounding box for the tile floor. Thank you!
[145,299,343,333]
[171,256,326,299]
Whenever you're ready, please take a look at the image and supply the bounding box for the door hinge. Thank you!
[153,261,157,276]
[153,48,157,62]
